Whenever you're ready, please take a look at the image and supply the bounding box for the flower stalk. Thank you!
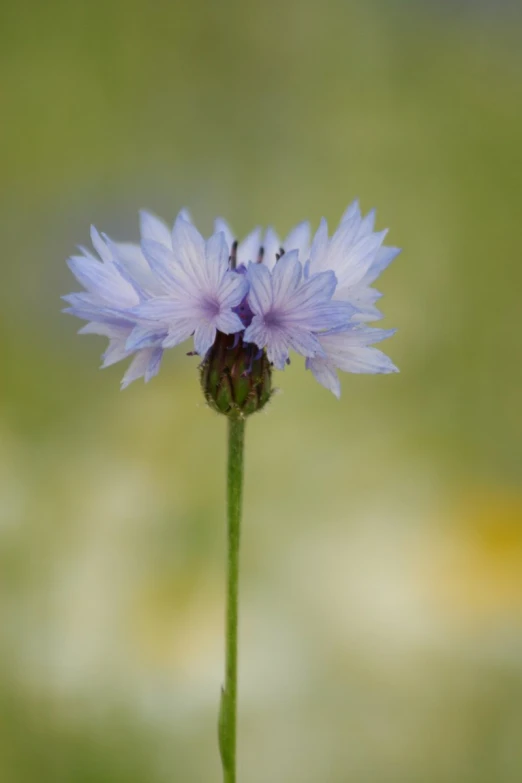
[219,415,245,783]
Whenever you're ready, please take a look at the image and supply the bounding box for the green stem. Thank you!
[219,416,245,783]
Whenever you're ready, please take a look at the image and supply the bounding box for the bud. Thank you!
[200,332,272,417]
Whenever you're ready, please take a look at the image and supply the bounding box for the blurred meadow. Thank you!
[1,0,522,780]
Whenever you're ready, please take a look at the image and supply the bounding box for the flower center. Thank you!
[201,298,221,318]
[263,311,283,328]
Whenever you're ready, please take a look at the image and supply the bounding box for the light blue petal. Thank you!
[90,225,112,263]
[125,325,166,351]
[340,200,360,224]
[262,227,280,270]
[287,269,337,310]
[205,232,229,290]
[247,263,273,315]
[237,227,262,266]
[141,240,193,296]
[162,321,196,349]
[271,251,302,307]
[120,349,155,389]
[309,217,328,269]
[283,221,311,262]
[144,347,163,382]
[193,322,217,355]
[140,210,172,248]
[214,218,235,250]
[243,318,269,350]
[306,357,342,398]
[215,310,244,334]
[285,328,325,359]
[335,347,399,374]
[219,271,248,309]
[133,297,179,321]
[265,332,290,370]
[360,246,401,286]
[171,215,207,288]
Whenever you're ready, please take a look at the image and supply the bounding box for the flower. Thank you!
[131,215,247,356]
[243,252,353,369]
[64,201,399,401]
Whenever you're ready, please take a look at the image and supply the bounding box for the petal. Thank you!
[271,251,302,308]
[126,325,166,351]
[330,327,397,347]
[109,241,160,295]
[62,294,134,326]
[262,227,281,270]
[306,357,342,398]
[287,269,337,311]
[162,320,196,349]
[214,218,235,251]
[265,330,290,370]
[319,330,398,374]
[144,347,163,382]
[357,208,376,237]
[205,232,229,290]
[101,338,133,368]
[247,263,273,315]
[283,221,311,261]
[78,322,129,339]
[215,310,244,334]
[335,346,399,374]
[360,246,401,286]
[90,225,112,263]
[285,328,324,359]
[120,349,156,389]
[333,230,388,290]
[193,322,217,355]
[67,256,137,307]
[219,271,249,308]
[177,208,192,224]
[243,317,269,350]
[237,227,262,266]
[295,300,354,331]
[141,240,197,298]
[309,218,329,271]
[140,211,172,248]
[340,200,361,224]
[171,215,207,288]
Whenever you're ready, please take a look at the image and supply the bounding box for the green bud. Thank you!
[200,332,272,418]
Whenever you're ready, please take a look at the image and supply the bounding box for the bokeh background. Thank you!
[1,1,522,780]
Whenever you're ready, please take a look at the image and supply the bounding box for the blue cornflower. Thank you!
[131,215,247,356]
[64,202,399,401]
[243,252,353,369]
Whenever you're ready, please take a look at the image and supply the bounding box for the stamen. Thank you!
[257,246,265,264]
[275,247,285,262]
[227,332,241,350]
[230,240,238,270]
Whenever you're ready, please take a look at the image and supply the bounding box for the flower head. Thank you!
[131,216,247,356]
[243,252,353,369]
[64,201,399,405]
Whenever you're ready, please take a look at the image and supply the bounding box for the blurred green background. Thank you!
[1,0,522,781]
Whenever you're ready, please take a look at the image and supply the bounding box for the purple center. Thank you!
[232,265,254,327]
[201,298,221,318]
